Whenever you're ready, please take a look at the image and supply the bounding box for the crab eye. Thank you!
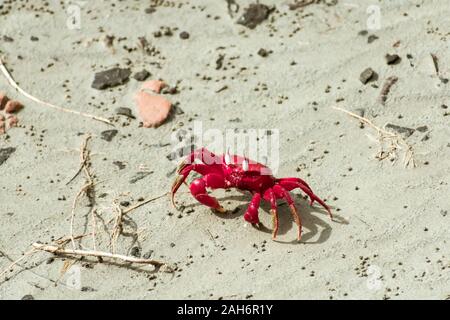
[224,152,231,165]
[242,159,249,171]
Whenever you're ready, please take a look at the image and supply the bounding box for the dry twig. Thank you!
[379,76,398,106]
[32,243,168,269]
[332,106,416,168]
[0,57,112,125]
[70,134,96,249]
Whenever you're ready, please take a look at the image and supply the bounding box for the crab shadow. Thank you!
[182,192,348,245]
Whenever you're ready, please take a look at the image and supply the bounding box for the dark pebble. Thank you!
[21,295,34,300]
[91,67,131,90]
[100,129,118,142]
[120,200,130,207]
[237,3,273,29]
[386,54,401,65]
[0,147,16,166]
[115,107,135,119]
[368,35,379,43]
[385,124,415,138]
[113,160,126,170]
[257,48,271,57]
[2,35,14,42]
[130,246,141,258]
[360,68,377,84]
[143,250,154,259]
[416,125,428,133]
[133,70,150,81]
[179,31,190,40]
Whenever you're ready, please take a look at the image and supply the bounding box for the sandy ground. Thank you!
[0,0,449,300]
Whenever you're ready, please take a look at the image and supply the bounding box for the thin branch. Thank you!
[0,57,112,125]
[110,201,124,254]
[332,106,416,168]
[0,248,37,279]
[122,192,169,215]
[70,134,95,249]
[32,243,169,269]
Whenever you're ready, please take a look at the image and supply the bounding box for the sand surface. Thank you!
[0,0,449,300]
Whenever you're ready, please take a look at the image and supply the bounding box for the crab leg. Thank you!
[274,185,302,241]
[278,179,332,219]
[277,177,313,193]
[243,192,262,224]
[265,188,279,240]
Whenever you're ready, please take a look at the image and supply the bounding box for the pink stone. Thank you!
[4,100,23,113]
[135,91,171,128]
[7,115,18,127]
[141,80,166,94]
[0,92,9,110]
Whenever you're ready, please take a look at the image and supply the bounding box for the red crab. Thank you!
[171,148,332,240]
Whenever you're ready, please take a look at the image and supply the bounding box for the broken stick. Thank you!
[32,243,169,269]
[0,57,112,125]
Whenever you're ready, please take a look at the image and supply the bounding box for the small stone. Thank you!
[130,246,141,258]
[100,129,118,142]
[257,48,270,57]
[135,90,171,127]
[120,200,130,207]
[115,107,135,119]
[30,36,39,41]
[179,31,190,40]
[360,68,377,84]
[133,70,150,81]
[368,35,379,43]
[2,35,14,42]
[113,161,126,170]
[21,295,34,300]
[416,125,428,133]
[385,124,415,138]
[143,250,154,259]
[145,7,156,14]
[81,286,96,292]
[170,243,176,248]
[91,67,131,90]
[0,147,16,166]
[386,54,401,65]
[237,3,273,29]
